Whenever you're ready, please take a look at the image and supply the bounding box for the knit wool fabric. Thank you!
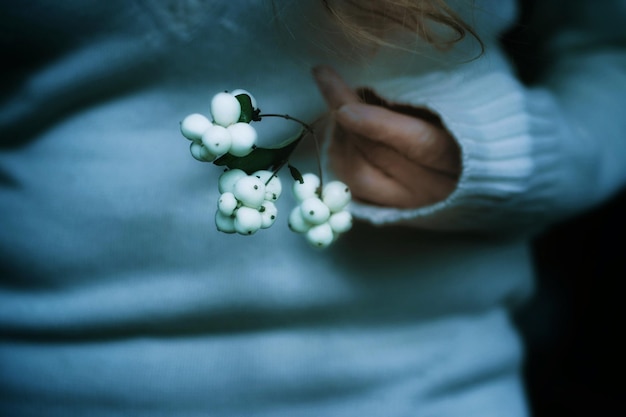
[1,1,625,416]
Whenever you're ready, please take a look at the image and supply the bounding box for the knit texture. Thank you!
[1,1,625,416]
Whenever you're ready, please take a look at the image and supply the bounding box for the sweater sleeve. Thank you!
[345,0,626,235]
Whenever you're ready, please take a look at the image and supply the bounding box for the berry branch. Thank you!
[178,89,352,248]
[256,113,323,194]
[256,113,314,134]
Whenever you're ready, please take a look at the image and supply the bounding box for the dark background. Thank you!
[501,2,626,415]
[515,187,626,416]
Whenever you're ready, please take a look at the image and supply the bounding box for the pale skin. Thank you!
[312,65,462,209]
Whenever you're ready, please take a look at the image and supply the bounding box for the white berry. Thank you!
[202,125,232,156]
[218,169,247,193]
[328,211,352,234]
[189,142,216,162]
[260,201,278,229]
[322,181,351,212]
[211,92,241,127]
[253,170,282,201]
[300,197,330,225]
[306,223,334,248]
[230,89,258,109]
[288,206,313,233]
[293,173,320,202]
[215,211,236,234]
[227,123,257,157]
[181,113,212,142]
[252,170,273,184]
[233,176,266,209]
[265,178,282,202]
[234,206,263,235]
[218,192,238,216]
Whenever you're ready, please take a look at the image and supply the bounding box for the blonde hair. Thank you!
[321,0,483,53]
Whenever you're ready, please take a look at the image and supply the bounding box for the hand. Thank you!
[312,66,461,209]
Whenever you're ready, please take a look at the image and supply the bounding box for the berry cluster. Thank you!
[179,89,353,248]
[180,89,258,162]
[215,169,281,235]
[289,173,352,248]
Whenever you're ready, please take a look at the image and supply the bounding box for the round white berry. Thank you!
[322,181,352,213]
[211,92,241,127]
[300,197,330,225]
[234,206,263,235]
[252,170,273,184]
[292,173,320,202]
[218,169,247,193]
[233,175,266,209]
[189,142,217,162]
[265,177,282,202]
[230,89,258,109]
[201,125,232,156]
[181,113,212,142]
[253,170,282,201]
[217,192,238,216]
[288,206,313,233]
[306,223,334,248]
[215,211,236,234]
[259,201,278,229]
[227,123,257,157]
[328,210,352,234]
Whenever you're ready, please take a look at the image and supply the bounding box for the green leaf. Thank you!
[235,94,254,123]
[213,130,304,174]
[288,164,304,184]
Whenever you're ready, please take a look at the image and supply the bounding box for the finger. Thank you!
[312,65,361,110]
[349,137,458,205]
[328,137,417,207]
[336,102,461,176]
[328,130,451,207]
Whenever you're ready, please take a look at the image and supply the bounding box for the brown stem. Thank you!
[257,113,324,190]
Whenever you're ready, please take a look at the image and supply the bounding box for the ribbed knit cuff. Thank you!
[338,68,582,234]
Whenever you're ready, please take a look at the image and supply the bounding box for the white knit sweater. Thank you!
[1,1,625,416]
